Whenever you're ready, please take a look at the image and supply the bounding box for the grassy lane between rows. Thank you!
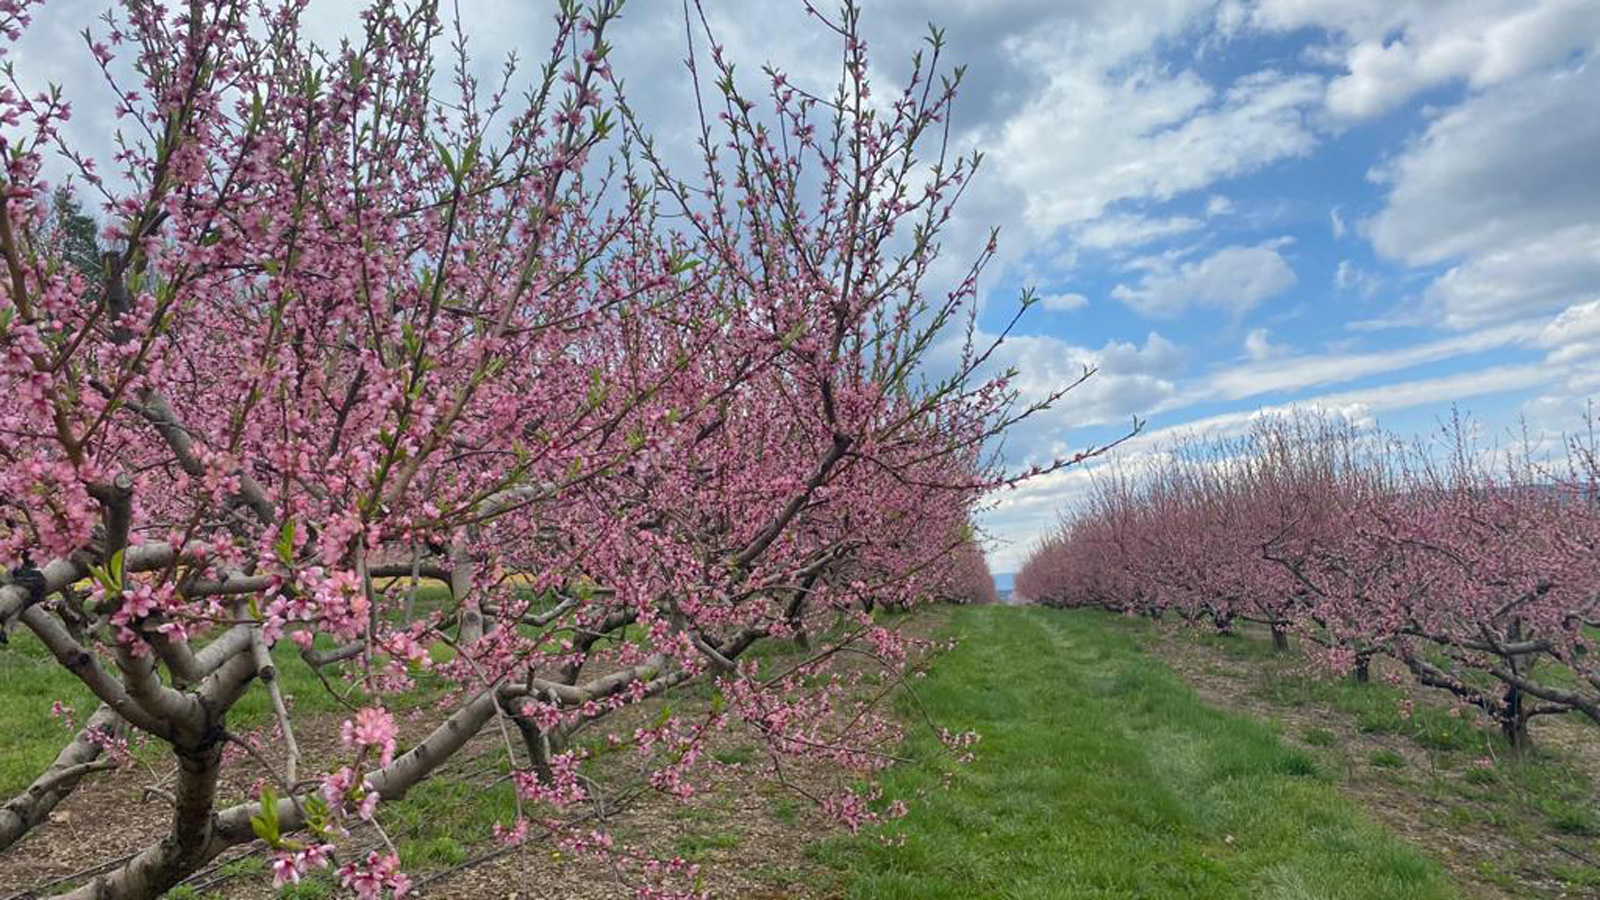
[817,605,1459,900]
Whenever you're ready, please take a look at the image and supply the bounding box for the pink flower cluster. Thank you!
[341,707,398,767]
[338,850,411,899]
[270,843,333,887]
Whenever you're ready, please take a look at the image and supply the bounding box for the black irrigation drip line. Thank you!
[5,852,138,900]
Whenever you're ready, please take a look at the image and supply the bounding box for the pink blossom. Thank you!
[270,851,303,887]
[342,706,398,766]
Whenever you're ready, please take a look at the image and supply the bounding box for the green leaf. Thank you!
[88,565,117,596]
[586,369,610,409]
[250,814,275,845]
[251,785,281,846]
[650,704,674,731]
[304,794,329,833]
[261,785,279,827]
[275,518,296,565]
[432,139,456,178]
[779,321,806,350]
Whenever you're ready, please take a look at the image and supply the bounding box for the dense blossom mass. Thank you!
[0,1,1087,897]
[1018,415,1600,750]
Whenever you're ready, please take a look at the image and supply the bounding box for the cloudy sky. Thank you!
[11,0,1600,572]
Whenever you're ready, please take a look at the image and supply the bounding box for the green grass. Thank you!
[1369,749,1409,769]
[673,828,743,861]
[0,627,98,797]
[383,769,520,849]
[274,871,336,898]
[1170,618,1600,865]
[820,606,1459,900]
[1302,727,1338,747]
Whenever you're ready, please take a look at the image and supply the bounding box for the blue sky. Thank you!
[10,0,1600,572]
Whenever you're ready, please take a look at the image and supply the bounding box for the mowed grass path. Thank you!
[823,606,1458,900]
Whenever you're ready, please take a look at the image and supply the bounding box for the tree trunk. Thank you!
[1500,685,1529,751]
[1271,624,1290,653]
[1500,622,1532,752]
[58,739,225,899]
[502,697,556,783]
[451,539,483,644]
[1353,651,1372,684]
[403,540,421,624]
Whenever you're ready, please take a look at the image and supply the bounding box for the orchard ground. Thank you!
[4,604,1597,899]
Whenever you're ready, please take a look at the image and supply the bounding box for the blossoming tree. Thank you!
[0,0,1095,896]
[1018,414,1600,750]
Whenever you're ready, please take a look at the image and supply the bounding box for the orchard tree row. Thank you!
[1017,414,1600,750]
[0,1,1075,897]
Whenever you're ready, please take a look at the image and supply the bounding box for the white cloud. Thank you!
[1305,363,1557,412]
[1112,241,1298,318]
[926,325,1188,453]
[1038,292,1090,312]
[1191,318,1542,403]
[1366,65,1600,264]
[1421,225,1600,328]
[1249,0,1600,120]
[988,39,1322,237]
[932,328,1187,491]
[1158,362,1551,449]
[1243,327,1285,360]
[1535,300,1600,366]
[1365,64,1600,326]
[999,331,1186,433]
[1334,260,1380,298]
[1072,213,1203,251]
